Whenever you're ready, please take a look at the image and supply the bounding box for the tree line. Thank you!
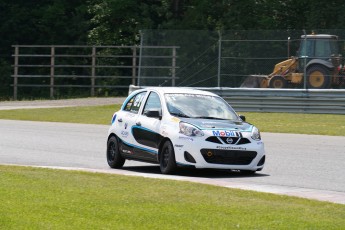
[1,0,345,99]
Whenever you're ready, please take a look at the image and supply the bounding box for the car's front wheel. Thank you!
[107,136,125,168]
[160,141,177,174]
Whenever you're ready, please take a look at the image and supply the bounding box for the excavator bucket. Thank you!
[241,58,296,88]
[240,75,268,88]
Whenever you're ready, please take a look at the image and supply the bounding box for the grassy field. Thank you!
[244,112,345,136]
[0,105,120,125]
[0,105,344,136]
[1,165,344,229]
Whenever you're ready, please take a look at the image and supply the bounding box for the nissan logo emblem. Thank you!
[226,137,234,144]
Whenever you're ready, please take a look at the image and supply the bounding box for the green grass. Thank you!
[0,105,344,136]
[0,105,121,125]
[244,112,345,136]
[1,165,344,229]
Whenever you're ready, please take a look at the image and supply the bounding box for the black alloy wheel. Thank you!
[160,141,177,174]
[107,136,125,168]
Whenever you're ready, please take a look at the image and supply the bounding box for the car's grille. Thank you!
[200,149,257,165]
[205,136,251,145]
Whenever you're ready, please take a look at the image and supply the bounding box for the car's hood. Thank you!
[180,118,252,131]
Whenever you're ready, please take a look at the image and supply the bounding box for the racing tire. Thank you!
[268,75,288,88]
[107,136,125,168]
[160,141,177,174]
[306,66,331,89]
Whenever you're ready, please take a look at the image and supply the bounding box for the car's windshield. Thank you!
[165,93,239,120]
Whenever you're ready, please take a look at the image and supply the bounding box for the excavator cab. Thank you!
[297,34,342,88]
[298,34,340,72]
[241,34,344,89]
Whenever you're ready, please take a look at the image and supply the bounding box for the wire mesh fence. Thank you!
[139,29,345,88]
[11,29,345,99]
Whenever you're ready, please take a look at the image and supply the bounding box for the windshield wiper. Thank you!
[192,116,227,120]
[170,112,190,118]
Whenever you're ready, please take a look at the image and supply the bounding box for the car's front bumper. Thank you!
[172,134,265,171]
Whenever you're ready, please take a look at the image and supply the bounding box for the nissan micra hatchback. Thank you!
[107,87,265,174]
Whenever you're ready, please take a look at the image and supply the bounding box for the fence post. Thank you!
[217,31,222,88]
[171,47,176,86]
[50,46,55,99]
[13,46,19,100]
[138,31,143,86]
[303,30,307,89]
[132,47,137,85]
[91,46,96,97]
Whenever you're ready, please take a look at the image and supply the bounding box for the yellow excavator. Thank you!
[242,34,345,89]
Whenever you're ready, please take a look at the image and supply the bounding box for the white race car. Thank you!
[107,87,265,174]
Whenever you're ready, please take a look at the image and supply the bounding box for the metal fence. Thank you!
[206,88,345,114]
[129,85,345,114]
[139,29,345,88]
[12,45,178,99]
[12,29,345,100]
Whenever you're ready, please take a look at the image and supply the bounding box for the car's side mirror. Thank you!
[239,115,246,122]
[144,109,162,119]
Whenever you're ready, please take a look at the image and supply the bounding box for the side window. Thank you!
[315,40,331,58]
[143,92,162,115]
[123,91,146,113]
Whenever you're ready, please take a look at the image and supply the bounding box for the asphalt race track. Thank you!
[0,119,344,204]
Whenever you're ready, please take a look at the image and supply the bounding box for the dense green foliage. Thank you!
[1,0,345,99]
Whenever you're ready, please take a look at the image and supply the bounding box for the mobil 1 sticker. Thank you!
[212,130,239,137]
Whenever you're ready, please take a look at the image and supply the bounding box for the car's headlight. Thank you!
[179,122,204,137]
[251,126,261,141]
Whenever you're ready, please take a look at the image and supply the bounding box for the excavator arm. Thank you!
[268,58,298,78]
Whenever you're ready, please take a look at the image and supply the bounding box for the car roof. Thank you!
[144,87,217,96]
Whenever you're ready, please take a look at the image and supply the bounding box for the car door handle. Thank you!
[118,118,123,122]
[136,121,141,126]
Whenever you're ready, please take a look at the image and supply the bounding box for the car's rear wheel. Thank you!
[160,141,177,174]
[107,136,125,168]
